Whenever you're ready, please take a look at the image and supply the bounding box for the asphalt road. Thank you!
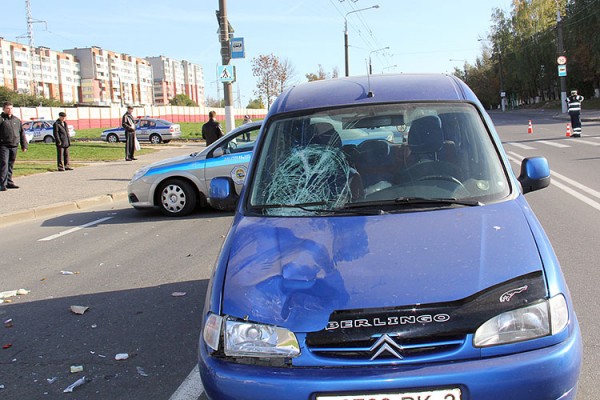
[1,110,599,399]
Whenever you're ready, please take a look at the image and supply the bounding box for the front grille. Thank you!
[308,334,466,362]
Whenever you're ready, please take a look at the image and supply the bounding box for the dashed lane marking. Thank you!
[38,217,113,241]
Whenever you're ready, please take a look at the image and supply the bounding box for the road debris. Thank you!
[70,306,89,315]
[70,365,84,373]
[60,270,79,275]
[4,319,13,328]
[171,292,187,297]
[0,289,30,303]
[2,344,12,349]
[47,377,57,384]
[115,353,129,361]
[136,366,149,377]
[63,376,86,393]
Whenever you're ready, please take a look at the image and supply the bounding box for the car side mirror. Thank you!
[208,177,239,211]
[212,147,225,158]
[518,156,550,194]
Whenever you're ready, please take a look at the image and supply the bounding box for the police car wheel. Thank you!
[43,135,54,143]
[107,134,119,143]
[158,179,197,217]
[150,134,162,144]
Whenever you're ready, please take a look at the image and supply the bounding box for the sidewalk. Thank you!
[551,109,600,122]
[0,142,206,227]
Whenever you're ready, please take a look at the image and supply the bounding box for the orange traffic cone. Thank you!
[527,120,533,134]
[566,123,572,137]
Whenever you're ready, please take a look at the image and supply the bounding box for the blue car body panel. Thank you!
[221,200,542,333]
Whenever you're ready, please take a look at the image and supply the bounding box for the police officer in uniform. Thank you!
[122,105,137,160]
[566,89,584,138]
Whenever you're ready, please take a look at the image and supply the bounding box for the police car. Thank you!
[127,121,261,216]
[101,117,182,144]
[22,119,76,143]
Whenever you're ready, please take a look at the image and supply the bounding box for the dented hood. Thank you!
[221,200,543,333]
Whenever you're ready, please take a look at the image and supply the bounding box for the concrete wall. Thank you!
[15,105,268,130]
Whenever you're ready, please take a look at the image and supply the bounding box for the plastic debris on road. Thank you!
[47,377,57,384]
[70,305,89,315]
[4,319,13,328]
[70,365,84,373]
[136,366,149,377]
[60,270,79,275]
[63,376,86,393]
[171,292,187,297]
[0,289,30,303]
[115,353,129,361]
[2,343,12,349]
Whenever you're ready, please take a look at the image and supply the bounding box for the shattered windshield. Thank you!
[249,103,510,216]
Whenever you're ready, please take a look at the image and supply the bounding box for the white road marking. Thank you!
[505,142,535,150]
[38,217,113,241]
[507,152,600,212]
[571,139,600,146]
[538,140,570,148]
[169,365,205,400]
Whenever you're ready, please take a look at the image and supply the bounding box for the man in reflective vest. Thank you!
[566,89,584,138]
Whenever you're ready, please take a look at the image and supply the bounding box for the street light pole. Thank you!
[344,5,379,77]
[556,3,568,114]
[369,46,389,75]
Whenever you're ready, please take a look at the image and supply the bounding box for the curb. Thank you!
[0,191,128,228]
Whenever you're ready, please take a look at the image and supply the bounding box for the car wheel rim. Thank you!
[161,184,186,213]
[151,136,160,144]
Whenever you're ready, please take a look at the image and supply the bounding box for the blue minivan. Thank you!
[199,74,581,400]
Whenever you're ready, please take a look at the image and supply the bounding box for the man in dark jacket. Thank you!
[0,101,28,191]
[202,111,224,146]
[122,105,137,161]
[53,112,72,171]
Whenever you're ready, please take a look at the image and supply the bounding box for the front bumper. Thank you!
[198,322,581,400]
[127,180,154,208]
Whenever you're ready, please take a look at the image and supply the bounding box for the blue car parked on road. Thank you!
[199,74,582,400]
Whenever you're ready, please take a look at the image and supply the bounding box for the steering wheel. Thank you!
[417,174,470,196]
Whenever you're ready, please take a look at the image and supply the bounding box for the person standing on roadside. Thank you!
[566,89,584,138]
[242,114,252,141]
[0,101,28,191]
[53,112,72,171]
[202,111,224,146]
[122,105,137,160]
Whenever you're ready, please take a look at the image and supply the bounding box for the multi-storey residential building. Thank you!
[0,38,79,103]
[65,47,154,107]
[0,40,204,107]
[147,56,204,105]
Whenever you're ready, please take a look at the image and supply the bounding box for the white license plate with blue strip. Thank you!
[317,388,461,400]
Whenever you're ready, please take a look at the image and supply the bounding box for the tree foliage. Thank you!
[169,94,198,106]
[0,86,66,107]
[462,0,599,109]
[306,65,340,82]
[251,54,295,109]
[246,97,265,109]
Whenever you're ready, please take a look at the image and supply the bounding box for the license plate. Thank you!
[316,388,462,400]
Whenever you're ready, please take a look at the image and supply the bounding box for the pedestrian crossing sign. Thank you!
[218,65,236,83]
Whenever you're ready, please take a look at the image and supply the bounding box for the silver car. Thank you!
[101,117,182,144]
[127,121,261,216]
[22,119,76,143]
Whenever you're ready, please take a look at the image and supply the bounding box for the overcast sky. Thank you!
[3,0,512,106]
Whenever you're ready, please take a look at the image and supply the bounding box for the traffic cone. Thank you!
[527,120,533,134]
[565,123,571,137]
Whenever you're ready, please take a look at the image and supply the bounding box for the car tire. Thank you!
[158,179,197,217]
[107,133,119,143]
[149,134,162,144]
[43,135,54,143]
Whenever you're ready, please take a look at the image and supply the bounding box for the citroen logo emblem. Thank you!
[369,334,404,360]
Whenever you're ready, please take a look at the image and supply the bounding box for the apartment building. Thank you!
[65,47,154,106]
[147,56,204,105]
[0,38,80,103]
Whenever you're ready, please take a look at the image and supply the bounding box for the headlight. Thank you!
[224,319,300,358]
[474,294,569,347]
[131,167,150,183]
[203,313,300,358]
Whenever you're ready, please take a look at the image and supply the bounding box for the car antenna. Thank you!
[366,60,374,98]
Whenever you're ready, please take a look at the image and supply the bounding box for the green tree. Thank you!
[169,94,198,106]
[246,97,265,109]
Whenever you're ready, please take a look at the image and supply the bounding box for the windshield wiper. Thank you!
[252,201,383,215]
[342,197,481,210]
[394,197,482,206]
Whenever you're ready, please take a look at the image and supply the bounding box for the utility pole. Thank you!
[19,0,46,96]
[556,5,568,114]
[218,0,235,133]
